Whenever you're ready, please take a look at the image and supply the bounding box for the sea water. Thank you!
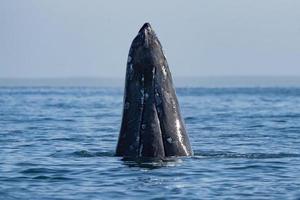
[1,87,300,199]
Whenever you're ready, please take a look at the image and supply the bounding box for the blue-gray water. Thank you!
[1,87,300,200]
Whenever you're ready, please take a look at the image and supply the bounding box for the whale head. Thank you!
[128,23,165,70]
[116,23,193,158]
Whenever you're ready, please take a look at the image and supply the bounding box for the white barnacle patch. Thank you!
[124,102,130,109]
[140,88,144,96]
[145,93,149,100]
[175,119,181,133]
[155,92,162,105]
[139,144,143,156]
[127,64,134,80]
[172,100,177,111]
[152,67,156,75]
[162,65,167,77]
[127,55,132,63]
[167,137,173,144]
[129,63,133,72]
[141,124,146,130]
[140,76,145,104]
[175,119,189,154]
[165,91,172,104]
[162,50,167,59]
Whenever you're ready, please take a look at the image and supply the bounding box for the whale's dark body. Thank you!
[116,23,193,158]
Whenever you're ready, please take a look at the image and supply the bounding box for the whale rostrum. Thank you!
[116,23,193,158]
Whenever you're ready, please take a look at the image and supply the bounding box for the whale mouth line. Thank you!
[137,67,167,158]
[137,73,145,157]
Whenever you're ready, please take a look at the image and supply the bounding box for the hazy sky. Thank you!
[1,0,299,78]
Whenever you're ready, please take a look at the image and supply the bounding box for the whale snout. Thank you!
[140,23,153,49]
[138,22,152,33]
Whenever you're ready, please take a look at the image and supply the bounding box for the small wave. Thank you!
[16,162,39,167]
[32,175,50,180]
[32,175,72,181]
[93,127,116,132]
[241,113,300,119]
[201,126,218,131]
[9,130,23,134]
[71,150,114,158]
[72,150,95,157]
[184,116,198,123]
[246,124,265,128]
[21,168,56,174]
[227,164,286,170]
[94,151,115,157]
[45,103,75,109]
[193,151,300,159]
[271,119,287,123]
[20,167,69,174]
[51,137,80,142]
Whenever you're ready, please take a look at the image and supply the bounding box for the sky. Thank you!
[0,0,300,78]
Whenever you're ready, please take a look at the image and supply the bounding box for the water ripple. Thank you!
[1,87,300,200]
[194,151,300,159]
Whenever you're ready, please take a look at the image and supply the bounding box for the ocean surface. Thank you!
[1,87,300,200]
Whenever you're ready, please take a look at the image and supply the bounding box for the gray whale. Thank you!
[116,23,193,158]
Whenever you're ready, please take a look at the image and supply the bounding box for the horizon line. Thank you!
[1,76,300,87]
[0,75,300,80]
